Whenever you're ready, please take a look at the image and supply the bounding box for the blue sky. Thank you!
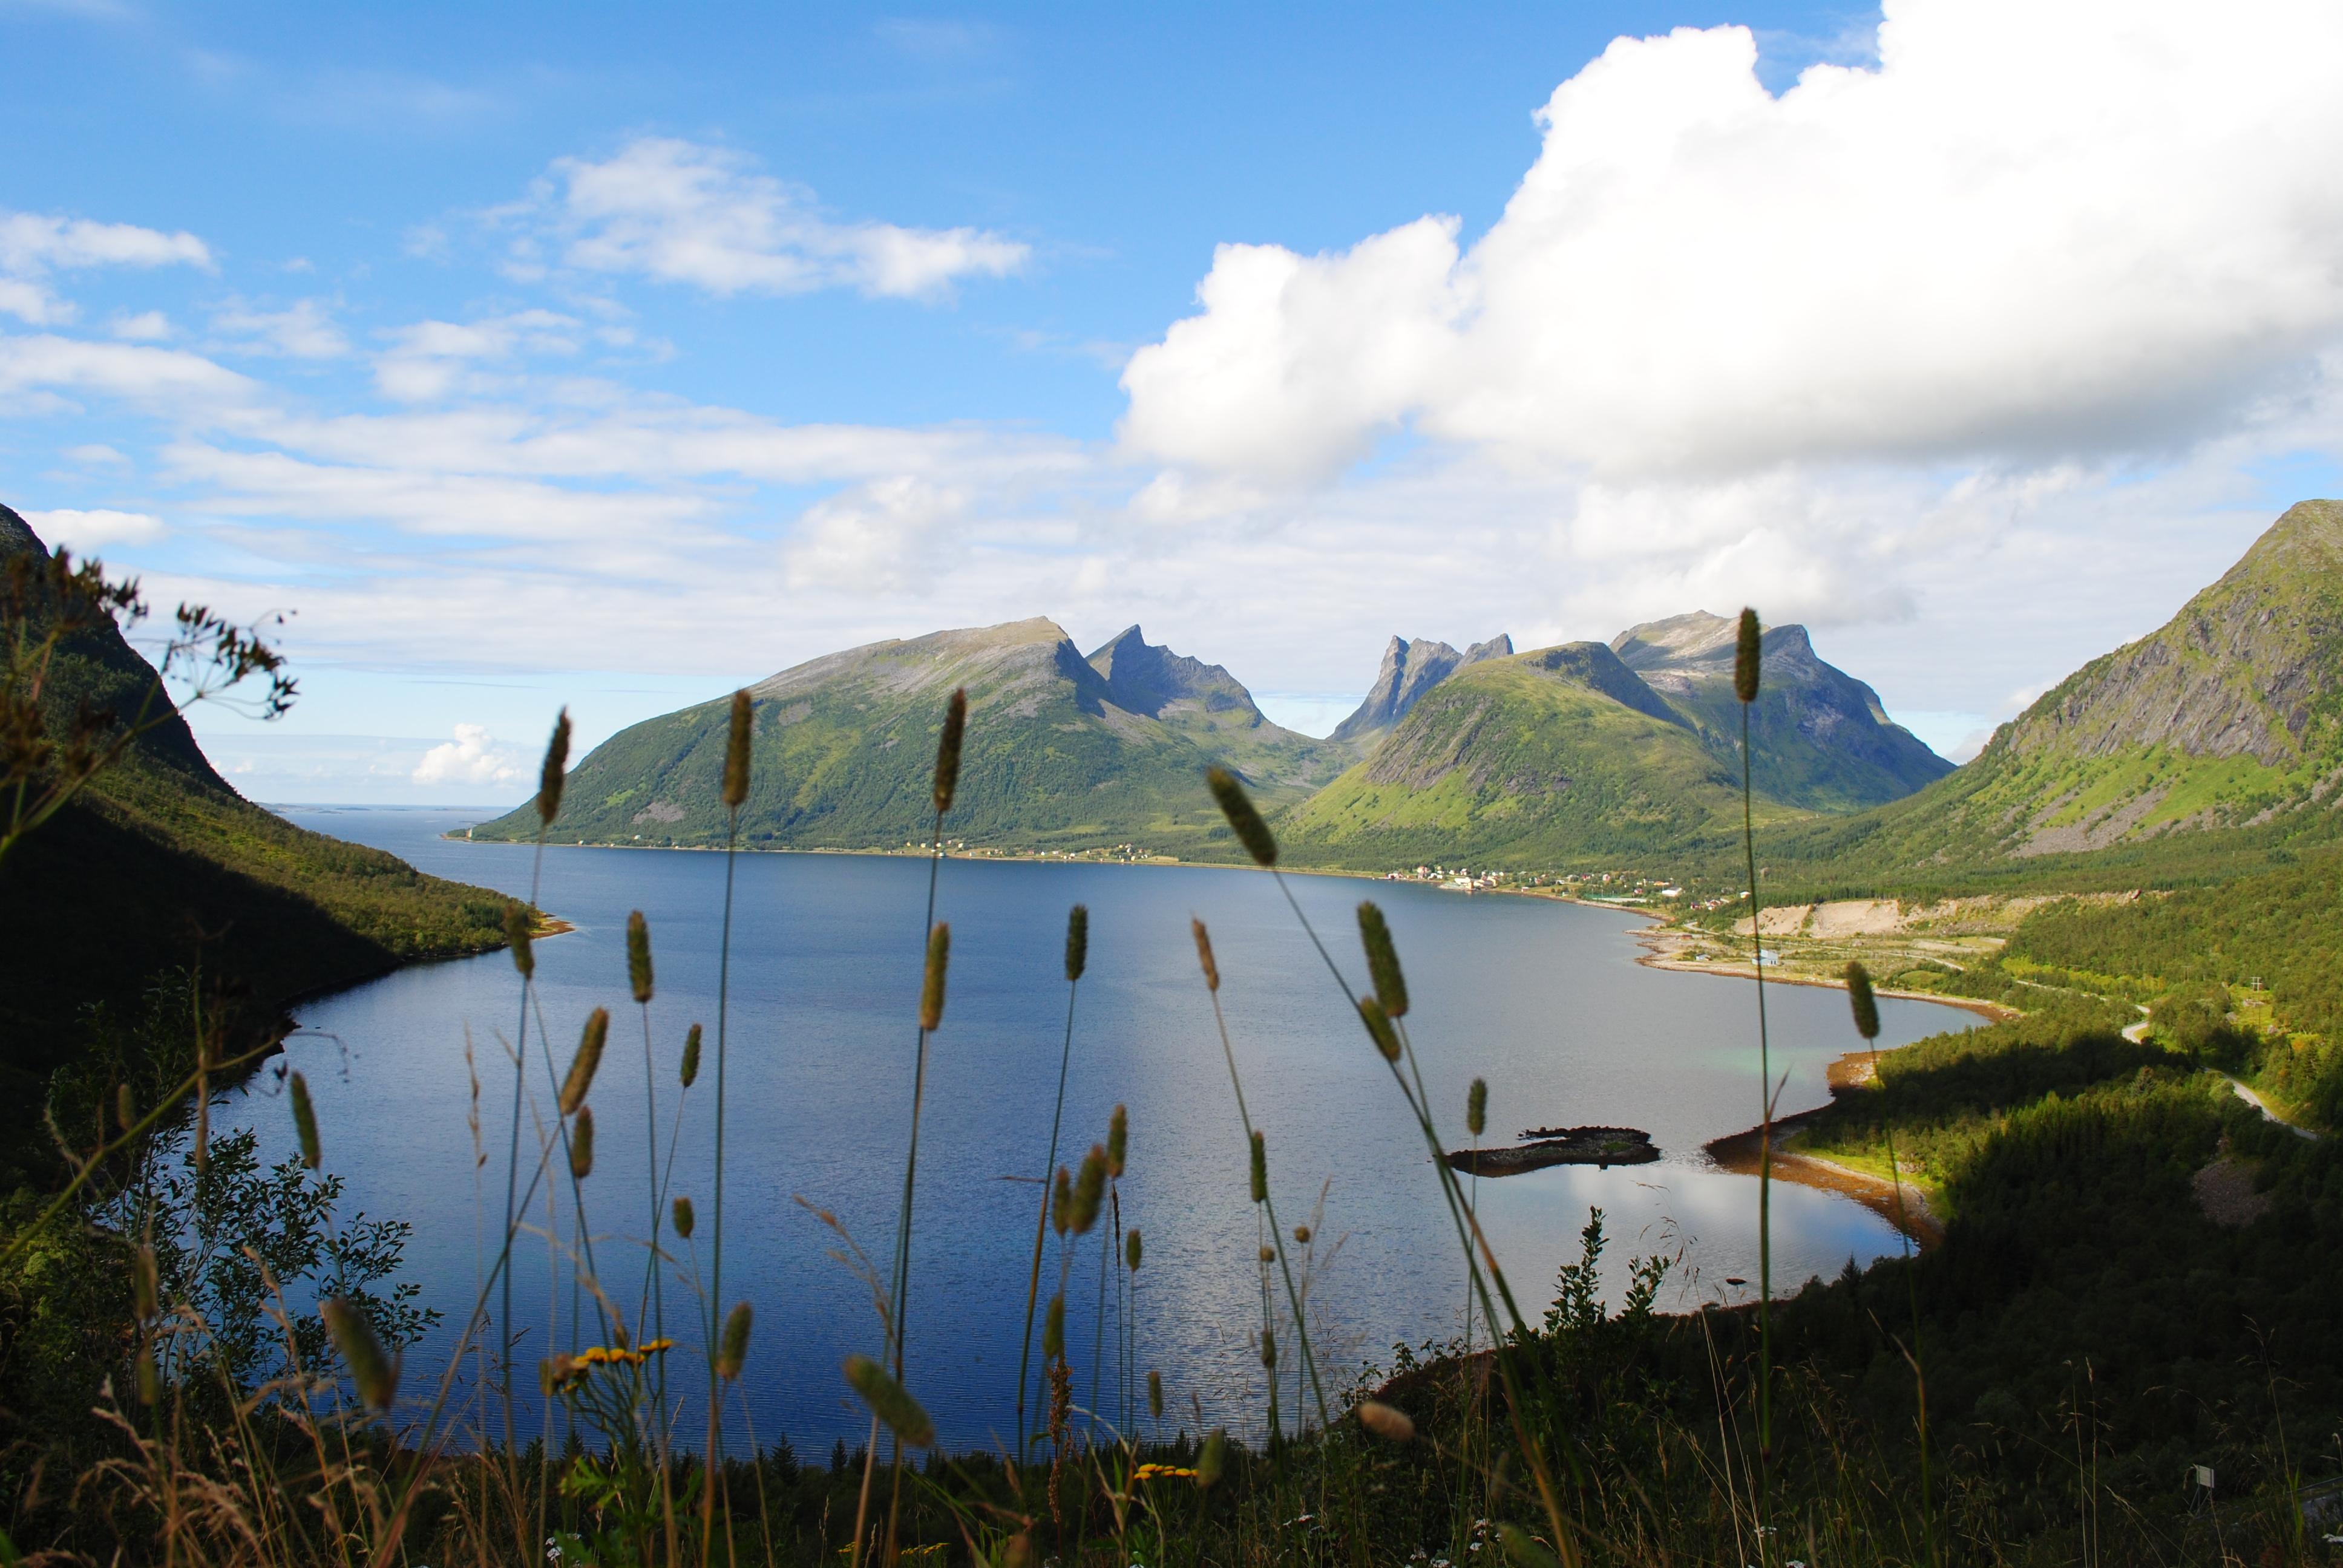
[6,0,2342,802]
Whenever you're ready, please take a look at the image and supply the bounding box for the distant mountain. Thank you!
[470,619,1343,854]
[1279,641,1809,868]
[1613,612,1953,810]
[0,503,505,1186]
[1789,499,2343,879]
[1331,633,1513,745]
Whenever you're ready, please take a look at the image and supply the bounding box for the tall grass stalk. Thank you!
[704,686,753,1563]
[1846,959,1937,1568]
[1206,768,1579,1566]
[1017,903,1086,1460]
[1733,604,1777,1553]
[1186,915,1331,1435]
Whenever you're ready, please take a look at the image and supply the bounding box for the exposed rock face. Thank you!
[2001,500,2343,769]
[1332,632,1513,744]
[1085,624,1259,719]
[1613,611,1954,811]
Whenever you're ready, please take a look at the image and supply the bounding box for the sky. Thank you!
[5,0,2342,805]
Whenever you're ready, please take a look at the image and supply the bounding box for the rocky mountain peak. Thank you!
[1332,631,1512,743]
[1084,624,1259,719]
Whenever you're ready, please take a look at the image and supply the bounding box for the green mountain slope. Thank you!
[1277,641,1813,868]
[1774,499,2343,889]
[1613,612,1953,810]
[470,619,1335,855]
[1329,633,1513,746]
[0,505,507,1186]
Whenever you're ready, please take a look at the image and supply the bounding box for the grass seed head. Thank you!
[569,1105,595,1178]
[560,1008,609,1116]
[1357,995,1401,1062]
[723,690,753,809]
[1052,1167,1072,1236]
[1191,918,1220,991]
[1148,1368,1164,1420]
[323,1297,398,1411]
[132,1244,157,1321]
[1125,1228,1142,1272]
[1197,1428,1227,1489]
[1107,1103,1127,1177]
[536,709,571,826]
[290,1071,320,1170]
[1357,1400,1415,1442]
[1293,1224,1311,1244]
[1467,1076,1488,1138]
[1205,766,1278,866]
[116,1081,135,1132]
[1258,1244,1274,1263]
[503,901,535,980]
[1043,1293,1066,1360]
[1845,959,1881,1040]
[672,1195,694,1239]
[1248,1128,1268,1204]
[1356,901,1409,1017]
[718,1302,752,1379]
[1070,1145,1108,1233]
[680,1022,701,1088]
[932,688,967,815]
[136,1346,159,1406]
[1064,903,1089,983]
[1734,608,1763,704]
[626,910,653,1003]
[920,922,951,1031]
[1259,1325,1276,1368]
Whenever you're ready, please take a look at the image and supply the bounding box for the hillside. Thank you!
[1613,612,1953,809]
[0,505,508,1187]
[468,619,1339,855]
[1277,641,1812,868]
[1330,633,1512,745]
[1770,499,2343,891]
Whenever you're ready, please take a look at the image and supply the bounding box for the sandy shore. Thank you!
[1705,1056,1943,1250]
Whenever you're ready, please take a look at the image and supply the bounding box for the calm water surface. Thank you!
[222,806,1978,1452]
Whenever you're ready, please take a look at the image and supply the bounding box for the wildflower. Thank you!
[1132,1463,1198,1481]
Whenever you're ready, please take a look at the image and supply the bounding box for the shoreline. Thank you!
[1705,1074,1945,1250]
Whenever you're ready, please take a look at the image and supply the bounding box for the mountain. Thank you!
[0,504,506,1186]
[469,619,1343,855]
[1331,633,1513,745]
[1781,498,2343,883]
[1279,640,1812,868]
[1612,612,1953,810]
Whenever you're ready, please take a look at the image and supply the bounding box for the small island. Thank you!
[1444,1125,1659,1176]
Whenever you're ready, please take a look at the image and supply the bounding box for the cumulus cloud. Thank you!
[1121,0,2343,483]
[510,137,1029,300]
[784,475,968,593]
[0,209,212,325]
[22,508,168,553]
[0,333,255,407]
[412,724,526,788]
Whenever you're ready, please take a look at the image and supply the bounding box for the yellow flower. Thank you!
[1133,1463,1199,1481]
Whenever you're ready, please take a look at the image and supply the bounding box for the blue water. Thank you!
[222,806,1976,1455]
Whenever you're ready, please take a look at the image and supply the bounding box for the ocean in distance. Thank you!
[221,805,1976,1453]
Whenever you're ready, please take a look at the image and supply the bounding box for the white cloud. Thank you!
[209,298,349,359]
[0,333,255,406]
[513,137,1029,300]
[0,211,212,275]
[111,310,173,340]
[1121,0,2343,484]
[23,507,168,552]
[0,210,212,328]
[412,723,526,788]
[372,309,582,402]
[785,475,968,593]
